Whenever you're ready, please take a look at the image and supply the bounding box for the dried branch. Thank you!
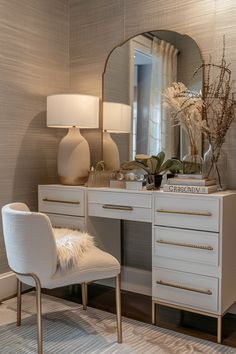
[193,37,236,186]
[163,38,236,187]
[163,82,207,153]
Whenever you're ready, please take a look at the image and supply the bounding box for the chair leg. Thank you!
[32,275,43,354]
[81,283,88,310]
[115,273,122,343]
[17,279,22,326]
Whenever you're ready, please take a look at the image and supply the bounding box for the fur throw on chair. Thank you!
[53,228,95,272]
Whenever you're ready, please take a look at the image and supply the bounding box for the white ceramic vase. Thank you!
[103,131,120,170]
[58,127,90,185]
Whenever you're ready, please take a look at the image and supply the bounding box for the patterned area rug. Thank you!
[0,292,235,354]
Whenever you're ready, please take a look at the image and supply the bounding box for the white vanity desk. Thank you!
[38,184,236,343]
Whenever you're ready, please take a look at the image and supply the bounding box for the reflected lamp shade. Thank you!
[47,94,99,185]
[103,102,131,170]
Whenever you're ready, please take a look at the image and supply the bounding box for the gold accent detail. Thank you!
[152,301,156,325]
[17,279,22,326]
[102,204,133,211]
[156,209,212,217]
[217,316,222,343]
[82,283,88,311]
[116,273,122,343]
[13,270,122,351]
[156,280,212,295]
[152,300,223,343]
[156,239,213,251]
[42,198,80,205]
[15,272,42,354]
[152,299,223,317]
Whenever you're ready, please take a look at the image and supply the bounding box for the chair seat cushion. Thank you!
[53,228,95,272]
[46,246,120,288]
[18,246,120,289]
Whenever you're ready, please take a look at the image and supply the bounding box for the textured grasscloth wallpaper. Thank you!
[0,0,69,273]
[69,0,236,272]
[1,0,236,274]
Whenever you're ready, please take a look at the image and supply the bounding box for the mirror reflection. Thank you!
[103,30,202,168]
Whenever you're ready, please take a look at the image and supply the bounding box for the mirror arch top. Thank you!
[103,30,203,76]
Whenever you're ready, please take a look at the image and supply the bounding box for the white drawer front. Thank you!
[88,190,152,208]
[88,190,152,222]
[153,226,219,266]
[46,213,86,232]
[154,195,220,232]
[38,186,85,216]
[152,268,218,313]
[88,203,151,222]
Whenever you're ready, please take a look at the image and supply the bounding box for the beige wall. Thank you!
[70,0,236,188]
[1,0,236,274]
[0,0,69,273]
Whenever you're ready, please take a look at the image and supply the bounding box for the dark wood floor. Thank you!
[43,284,236,348]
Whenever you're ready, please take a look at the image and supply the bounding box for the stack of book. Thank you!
[163,174,218,194]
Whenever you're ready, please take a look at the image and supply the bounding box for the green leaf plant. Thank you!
[121,151,182,176]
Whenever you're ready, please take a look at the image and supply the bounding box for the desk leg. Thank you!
[217,316,222,344]
[152,302,156,325]
[17,279,22,326]
[82,283,88,310]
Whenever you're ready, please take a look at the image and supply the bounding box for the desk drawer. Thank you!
[38,186,85,216]
[88,203,151,222]
[152,267,218,313]
[154,195,220,232]
[88,190,152,222]
[153,226,219,266]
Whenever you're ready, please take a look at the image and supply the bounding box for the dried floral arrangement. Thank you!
[163,39,236,186]
[193,38,236,184]
[163,82,207,155]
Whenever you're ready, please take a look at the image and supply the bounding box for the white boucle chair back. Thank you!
[1,203,58,282]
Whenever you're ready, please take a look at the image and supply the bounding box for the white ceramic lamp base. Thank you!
[103,131,120,170]
[58,127,90,185]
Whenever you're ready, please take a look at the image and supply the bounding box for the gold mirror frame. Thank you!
[101,30,204,163]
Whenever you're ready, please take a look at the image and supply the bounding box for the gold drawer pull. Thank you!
[42,198,80,205]
[156,239,213,251]
[156,209,212,217]
[156,280,212,295]
[102,204,133,211]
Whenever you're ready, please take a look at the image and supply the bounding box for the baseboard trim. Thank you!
[0,271,17,301]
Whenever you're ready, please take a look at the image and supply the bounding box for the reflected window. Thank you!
[131,35,178,159]
[133,47,152,158]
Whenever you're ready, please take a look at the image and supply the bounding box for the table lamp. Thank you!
[103,102,131,170]
[47,94,99,185]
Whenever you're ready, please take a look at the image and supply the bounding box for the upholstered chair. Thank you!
[1,203,122,354]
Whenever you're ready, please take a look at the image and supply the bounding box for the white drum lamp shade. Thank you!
[47,94,99,185]
[103,102,131,170]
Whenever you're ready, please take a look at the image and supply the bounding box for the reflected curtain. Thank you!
[147,38,178,158]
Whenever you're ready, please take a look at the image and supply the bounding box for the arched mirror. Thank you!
[102,30,202,170]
